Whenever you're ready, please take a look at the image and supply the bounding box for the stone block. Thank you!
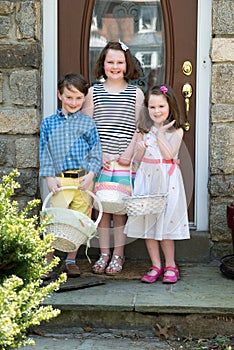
[17,169,39,196]
[211,104,234,123]
[209,174,234,197]
[210,124,234,174]
[0,1,14,15]
[0,73,3,103]
[210,198,233,242]
[0,109,40,134]
[15,137,39,168]
[0,139,7,165]
[0,137,16,167]
[211,38,234,62]
[0,168,39,197]
[213,0,234,34]
[211,63,234,104]
[0,15,11,37]
[10,70,38,106]
[0,44,41,68]
[16,2,35,39]
[34,1,41,41]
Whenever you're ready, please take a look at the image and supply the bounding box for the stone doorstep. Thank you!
[38,264,234,340]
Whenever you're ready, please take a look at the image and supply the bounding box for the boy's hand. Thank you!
[78,171,95,190]
[46,177,60,194]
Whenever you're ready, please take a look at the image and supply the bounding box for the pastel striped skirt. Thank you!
[94,161,136,215]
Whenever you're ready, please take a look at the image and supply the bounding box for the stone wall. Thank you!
[0,1,41,205]
[210,0,234,257]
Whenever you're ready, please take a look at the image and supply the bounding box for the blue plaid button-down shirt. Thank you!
[39,109,102,177]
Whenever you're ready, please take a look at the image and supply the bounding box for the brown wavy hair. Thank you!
[94,41,141,81]
[137,85,182,133]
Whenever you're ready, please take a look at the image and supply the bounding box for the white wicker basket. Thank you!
[93,182,131,215]
[41,186,103,253]
[124,193,167,216]
[124,158,168,216]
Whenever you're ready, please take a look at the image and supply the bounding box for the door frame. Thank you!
[42,0,211,231]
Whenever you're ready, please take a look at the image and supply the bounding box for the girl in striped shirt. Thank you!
[82,41,144,275]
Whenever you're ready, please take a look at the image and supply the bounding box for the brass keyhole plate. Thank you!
[182,61,192,76]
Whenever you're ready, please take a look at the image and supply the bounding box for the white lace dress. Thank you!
[124,126,190,241]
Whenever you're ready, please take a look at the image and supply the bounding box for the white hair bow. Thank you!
[118,39,129,51]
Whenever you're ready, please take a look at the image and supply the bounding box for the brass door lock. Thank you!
[182,61,192,76]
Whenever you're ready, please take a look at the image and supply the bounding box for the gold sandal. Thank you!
[92,253,110,274]
[105,255,125,276]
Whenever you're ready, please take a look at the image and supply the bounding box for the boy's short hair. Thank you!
[58,73,89,96]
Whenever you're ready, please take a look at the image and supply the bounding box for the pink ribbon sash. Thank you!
[141,158,180,176]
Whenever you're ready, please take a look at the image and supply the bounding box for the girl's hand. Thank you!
[137,140,148,151]
[158,120,176,133]
[46,177,60,194]
[102,153,111,169]
[118,156,131,166]
[78,172,95,190]
[102,153,119,169]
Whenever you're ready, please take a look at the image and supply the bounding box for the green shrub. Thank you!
[0,170,66,349]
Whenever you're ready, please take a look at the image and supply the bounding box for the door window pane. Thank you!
[90,0,165,92]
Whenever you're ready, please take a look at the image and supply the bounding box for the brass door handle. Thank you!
[182,83,192,131]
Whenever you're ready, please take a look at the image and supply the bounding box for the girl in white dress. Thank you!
[124,85,190,283]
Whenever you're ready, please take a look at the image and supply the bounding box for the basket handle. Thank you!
[129,151,141,195]
[41,186,103,227]
[129,145,159,196]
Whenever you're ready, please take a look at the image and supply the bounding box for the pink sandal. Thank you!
[141,266,164,283]
[162,266,179,284]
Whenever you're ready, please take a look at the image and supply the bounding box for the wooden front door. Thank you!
[58,0,197,223]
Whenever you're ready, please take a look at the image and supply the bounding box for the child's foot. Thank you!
[141,266,164,283]
[105,255,125,275]
[63,263,80,277]
[92,253,110,274]
[162,266,179,283]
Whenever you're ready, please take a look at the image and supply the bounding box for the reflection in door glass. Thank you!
[90,0,165,92]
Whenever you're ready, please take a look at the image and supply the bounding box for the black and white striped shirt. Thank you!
[93,83,137,155]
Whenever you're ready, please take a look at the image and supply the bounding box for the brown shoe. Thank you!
[63,263,80,277]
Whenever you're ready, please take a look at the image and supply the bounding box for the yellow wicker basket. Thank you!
[41,186,103,253]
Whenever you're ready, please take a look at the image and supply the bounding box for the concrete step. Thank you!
[37,262,234,340]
